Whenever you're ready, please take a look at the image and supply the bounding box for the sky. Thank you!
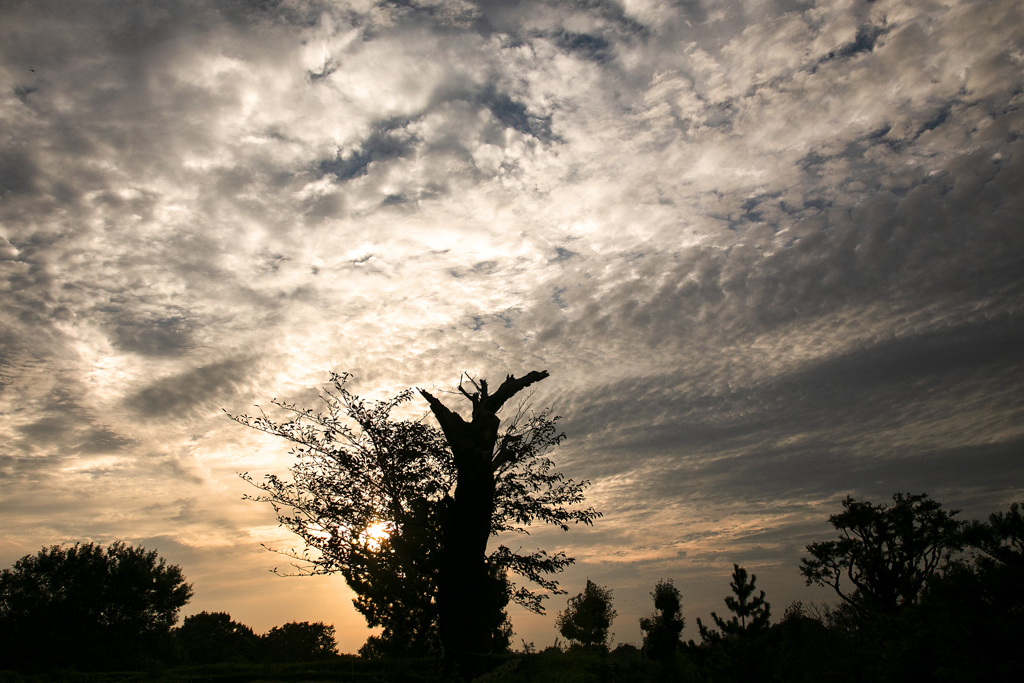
[1,0,1023,652]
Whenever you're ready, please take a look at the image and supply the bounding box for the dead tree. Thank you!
[419,371,550,671]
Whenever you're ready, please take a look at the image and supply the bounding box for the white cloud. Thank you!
[2,0,1023,650]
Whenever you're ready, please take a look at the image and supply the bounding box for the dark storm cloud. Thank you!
[552,31,613,63]
[784,316,1024,393]
[0,147,39,195]
[14,415,132,455]
[482,87,557,142]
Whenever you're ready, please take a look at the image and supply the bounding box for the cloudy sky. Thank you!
[2,0,1023,651]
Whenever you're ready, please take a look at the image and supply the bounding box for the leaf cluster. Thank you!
[231,373,454,576]
[488,402,602,612]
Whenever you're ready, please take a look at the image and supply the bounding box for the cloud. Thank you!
[1,0,1022,650]
[127,356,260,418]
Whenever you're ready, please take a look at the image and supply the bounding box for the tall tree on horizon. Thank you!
[233,370,599,668]
[555,579,617,650]
[800,493,963,617]
[698,564,771,640]
[419,371,600,668]
[639,579,685,662]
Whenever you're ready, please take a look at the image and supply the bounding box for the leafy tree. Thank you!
[174,611,258,664]
[0,542,192,671]
[233,371,599,665]
[261,621,338,662]
[963,500,1024,613]
[698,564,771,641]
[768,602,841,683]
[420,371,600,670]
[800,493,962,617]
[887,501,1024,682]
[556,579,617,649]
[639,579,685,662]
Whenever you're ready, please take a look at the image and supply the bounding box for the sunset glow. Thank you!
[362,522,393,552]
[1,0,1021,654]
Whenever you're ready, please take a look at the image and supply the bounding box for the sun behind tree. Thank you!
[231,370,599,667]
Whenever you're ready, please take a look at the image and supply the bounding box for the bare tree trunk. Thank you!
[419,371,549,675]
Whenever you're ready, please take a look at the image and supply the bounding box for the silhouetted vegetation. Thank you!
[261,621,338,662]
[698,564,771,641]
[174,611,259,665]
[555,579,616,650]
[692,564,772,682]
[3,488,1018,682]
[638,579,684,664]
[233,371,599,674]
[800,492,962,617]
[0,542,192,672]
[421,371,599,675]
[173,614,336,666]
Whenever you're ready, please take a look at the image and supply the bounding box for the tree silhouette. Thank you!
[963,500,1024,612]
[698,564,771,642]
[895,501,1024,681]
[556,579,617,650]
[261,621,338,662]
[419,371,600,669]
[234,375,454,656]
[0,542,192,671]
[800,493,962,617]
[233,371,598,667]
[638,579,684,662]
[174,611,258,664]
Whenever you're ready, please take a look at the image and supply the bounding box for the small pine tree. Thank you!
[556,579,616,649]
[698,564,771,642]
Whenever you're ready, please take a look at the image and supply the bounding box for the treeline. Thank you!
[173,613,336,666]
[2,493,1019,680]
[546,494,1022,682]
[0,542,335,673]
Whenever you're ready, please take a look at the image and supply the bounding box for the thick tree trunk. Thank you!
[419,371,549,675]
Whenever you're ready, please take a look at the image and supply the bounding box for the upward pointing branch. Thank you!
[480,371,549,414]
[418,371,550,469]
[419,372,549,423]
[418,389,467,447]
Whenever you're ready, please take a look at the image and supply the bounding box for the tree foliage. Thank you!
[174,611,259,664]
[261,621,338,662]
[639,579,685,662]
[235,376,453,577]
[232,372,598,658]
[556,579,617,649]
[700,564,771,641]
[800,493,962,616]
[962,500,1024,613]
[0,542,192,671]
